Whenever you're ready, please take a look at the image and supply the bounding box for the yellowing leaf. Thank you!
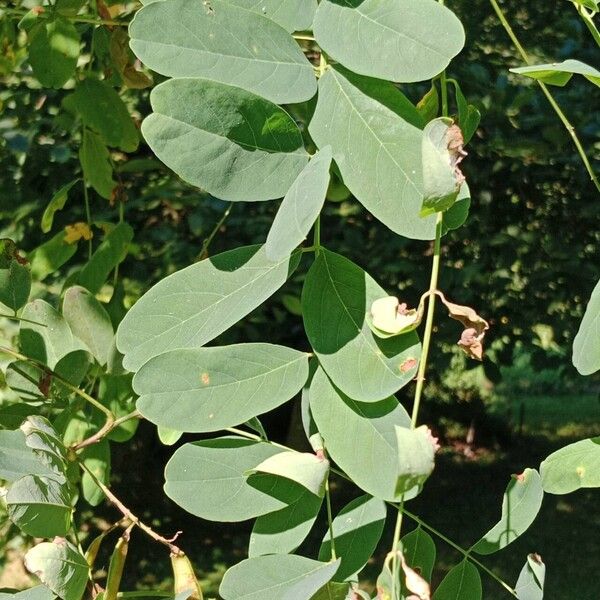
[64,222,93,244]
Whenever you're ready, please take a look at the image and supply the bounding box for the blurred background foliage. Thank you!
[0,0,599,597]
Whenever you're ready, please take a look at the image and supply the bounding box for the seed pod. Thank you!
[85,533,105,569]
[171,552,203,600]
[104,531,130,600]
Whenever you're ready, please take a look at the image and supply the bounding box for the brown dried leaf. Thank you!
[401,553,431,600]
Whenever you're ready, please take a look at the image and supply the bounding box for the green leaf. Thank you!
[401,527,436,584]
[571,0,598,8]
[134,343,309,432]
[77,222,134,294]
[442,183,471,235]
[313,0,464,83]
[24,539,89,600]
[416,85,439,124]
[515,554,545,600]
[394,425,436,495]
[309,368,421,502]
[64,79,139,152]
[309,68,435,240]
[62,286,114,366]
[80,129,116,200]
[511,59,600,88]
[300,359,323,452]
[226,0,317,31]
[266,147,332,261]
[433,560,482,600]
[142,78,308,202]
[0,403,38,429]
[41,180,79,234]
[0,260,31,312]
[6,474,72,537]
[318,495,386,582]
[117,245,300,372]
[450,79,480,144]
[0,586,55,600]
[129,0,316,104]
[0,430,55,482]
[29,232,78,282]
[420,117,463,217]
[310,582,351,600]
[28,17,80,88]
[97,375,138,442]
[249,487,322,557]
[219,555,340,600]
[157,426,183,446]
[573,278,600,375]
[20,300,85,369]
[21,416,69,479]
[81,439,110,506]
[471,469,543,555]
[248,451,329,496]
[540,437,600,494]
[164,437,290,521]
[302,249,420,401]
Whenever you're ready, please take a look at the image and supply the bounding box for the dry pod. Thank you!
[171,552,204,600]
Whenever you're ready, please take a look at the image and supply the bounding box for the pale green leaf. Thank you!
[266,147,332,261]
[420,117,462,217]
[573,278,600,375]
[164,437,290,521]
[24,540,89,600]
[401,527,436,583]
[313,0,464,83]
[302,249,420,401]
[21,416,69,479]
[0,403,38,429]
[309,368,420,502]
[309,68,435,240]
[433,560,482,600]
[134,343,309,432]
[28,18,80,88]
[219,554,340,600]
[64,79,139,152]
[0,586,55,600]
[142,78,308,202]
[63,286,114,366]
[442,183,471,235]
[395,425,436,495]
[300,359,323,452]
[81,439,110,506]
[41,180,79,234]
[511,59,600,88]
[248,451,329,496]
[471,469,543,555]
[226,0,317,32]
[129,0,316,104]
[20,300,85,369]
[77,222,133,294]
[157,426,183,446]
[117,245,300,372]
[0,260,31,312]
[249,487,322,557]
[318,495,386,582]
[515,554,545,600]
[6,474,72,538]
[540,437,600,494]
[0,430,55,482]
[80,129,115,200]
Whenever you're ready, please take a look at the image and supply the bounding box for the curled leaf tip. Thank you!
[369,296,422,337]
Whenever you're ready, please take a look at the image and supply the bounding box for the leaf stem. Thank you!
[313,217,321,256]
[0,313,47,327]
[78,460,184,555]
[402,508,518,598]
[198,202,234,261]
[0,346,114,421]
[575,4,600,47]
[489,0,600,193]
[1,8,126,26]
[82,176,93,260]
[74,410,141,451]
[324,475,337,561]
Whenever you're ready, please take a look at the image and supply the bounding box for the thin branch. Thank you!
[197,202,234,261]
[74,410,141,451]
[489,0,600,193]
[2,8,127,26]
[78,460,184,556]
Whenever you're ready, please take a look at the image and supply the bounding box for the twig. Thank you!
[489,0,600,193]
[74,410,142,451]
[78,460,184,556]
[198,202,233,261]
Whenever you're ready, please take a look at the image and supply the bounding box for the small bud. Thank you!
[370,296,421,336]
